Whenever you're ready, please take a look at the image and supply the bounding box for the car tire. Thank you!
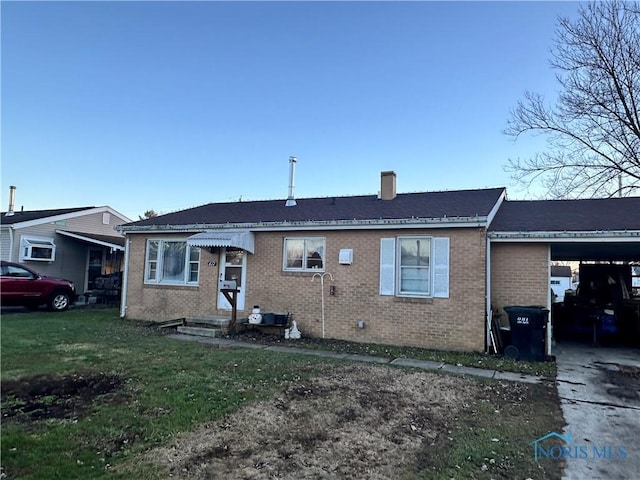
[48,291,70,312]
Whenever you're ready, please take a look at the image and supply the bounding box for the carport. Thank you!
[550,239,639,347]
[488,197,640,356]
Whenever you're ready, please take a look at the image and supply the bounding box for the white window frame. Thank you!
[144,239,200,285]
[397,236,432,296]
[379,236,449,298]
[283,237,326,272]
[19,236,56,262]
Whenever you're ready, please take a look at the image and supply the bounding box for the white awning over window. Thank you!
[187,230,255,253]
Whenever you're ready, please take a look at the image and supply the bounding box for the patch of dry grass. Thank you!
[136,364,480,479]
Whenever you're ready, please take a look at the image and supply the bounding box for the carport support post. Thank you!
[547,247,552,357]
[485,236,492,353]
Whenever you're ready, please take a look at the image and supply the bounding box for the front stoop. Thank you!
[177,316,232,338]
[177,326,223,338]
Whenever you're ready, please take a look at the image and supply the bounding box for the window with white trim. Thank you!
[19,236,56,262]
[283,237,325,272]
[144,239,200,285]
[379,236,449,298]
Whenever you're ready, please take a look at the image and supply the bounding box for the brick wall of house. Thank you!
[124,227,488,351]
[123,234,222,320]
[490,242,549,324]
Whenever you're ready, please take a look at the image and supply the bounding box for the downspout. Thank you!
[484,189,505,354]
[546,245,552,356]
[120,234,130,319]
[486,234,492,353]
[8,226,15,261]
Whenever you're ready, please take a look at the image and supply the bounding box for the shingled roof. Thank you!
[1,207,94,225]
[489,197,640,232]
[123,188,506,229]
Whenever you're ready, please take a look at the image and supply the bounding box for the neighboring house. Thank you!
[1,203,132,294]
[118,172,505,352]
[550,265,572,302]
[117,171,640,353]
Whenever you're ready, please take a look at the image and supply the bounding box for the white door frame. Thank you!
[217,248,247,311]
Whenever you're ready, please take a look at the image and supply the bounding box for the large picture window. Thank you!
[283,237,325,272]
[145,240,200,285]
[19,236,56,262]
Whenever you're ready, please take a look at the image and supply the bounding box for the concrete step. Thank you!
[177,326,223,338]
[184,316,231,327]
[158,319,184,329]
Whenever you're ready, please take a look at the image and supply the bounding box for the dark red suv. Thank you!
[1,261,76,311]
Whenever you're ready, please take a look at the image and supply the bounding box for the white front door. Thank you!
[218,249,246,311]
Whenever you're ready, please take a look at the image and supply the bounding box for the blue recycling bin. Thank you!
[503,306,549,362]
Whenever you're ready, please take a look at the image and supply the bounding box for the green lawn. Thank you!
[1,308,565,479]
[1,308,334,479]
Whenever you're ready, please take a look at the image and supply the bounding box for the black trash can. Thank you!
[503,306,549,361]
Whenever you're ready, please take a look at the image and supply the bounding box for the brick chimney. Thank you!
[380,171,396,200]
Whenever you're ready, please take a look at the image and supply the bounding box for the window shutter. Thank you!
[379,238,395,295]
[432,237,450,298]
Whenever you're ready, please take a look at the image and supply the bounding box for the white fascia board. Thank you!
[118,216,489,234]
[55,230,125,250]
[9,206,132,229]
[488,230,640,242]
[486,189,507,227]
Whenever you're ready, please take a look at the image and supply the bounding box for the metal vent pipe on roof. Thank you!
[285,156,297,207]
[6,186,16,216]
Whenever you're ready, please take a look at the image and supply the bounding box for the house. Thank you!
[550,265,573,302]
[1,188,132,294]
[118,172,505,352]
[117,172,640,353]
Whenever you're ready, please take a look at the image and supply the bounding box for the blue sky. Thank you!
[1,1,581,220]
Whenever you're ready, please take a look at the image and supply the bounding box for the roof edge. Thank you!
[118,216,490,234]
[3,206,132,229]
[488,230,640,242]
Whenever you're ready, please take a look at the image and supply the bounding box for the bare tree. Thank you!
[505,1,640,198]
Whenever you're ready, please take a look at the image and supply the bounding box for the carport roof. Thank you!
[489,197,640,232]
[56,230,126,250]
[489,197,640,261]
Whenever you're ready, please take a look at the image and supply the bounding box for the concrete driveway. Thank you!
[554,342,640,480]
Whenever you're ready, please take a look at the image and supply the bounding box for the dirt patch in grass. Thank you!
[137,364,562,479]
[1,372,125,424]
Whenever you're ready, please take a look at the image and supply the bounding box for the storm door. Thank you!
[217,248,246,311]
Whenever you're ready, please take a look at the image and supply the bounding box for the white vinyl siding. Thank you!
[379,236,450,298]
